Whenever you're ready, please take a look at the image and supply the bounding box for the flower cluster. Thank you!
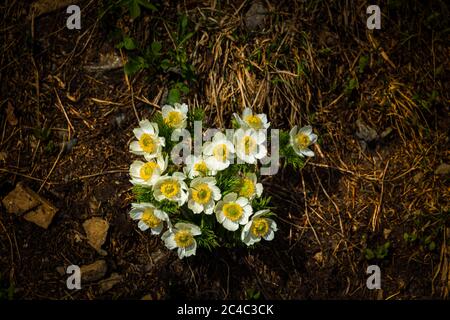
[129,103,317,259]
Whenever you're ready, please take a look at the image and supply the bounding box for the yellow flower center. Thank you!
[139,133,158,154]
[194,161,208,175]
[295,133,310,149]
[251,218,270,237]
[213,144,228,162]
[160,179,180,199]
[239,178,255,198]
[174,229,194,248]
[192,183,212,204]
[141,208,161,229]
[164,111,183,127]
[242,136,256,155]
[222,202,243,222]
[139,162,158,180]
[244,115,263,129]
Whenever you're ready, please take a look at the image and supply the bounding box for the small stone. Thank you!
[413,172,424,183]
[435,163,450,176]
[83,217,109,255]
[313,252,324,264]
[56,266,65,276]
[356,119,378,142]
[244,1,267,31]
[81,260,107,283]
[23,200,58,229]
[98,273,122,294]
[380,127,393,139]
[2,182,40,215]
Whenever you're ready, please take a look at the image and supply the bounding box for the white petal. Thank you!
[138,220,149,231]
[223,219,239,231]
[263,230,275,241]
[299,125,312,135]
[300,148,315,157]
[256,183,263,197]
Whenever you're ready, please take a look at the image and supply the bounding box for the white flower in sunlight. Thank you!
[188,177,221,215]
[153,172,188,206]
[129,155,168,186]
[129,203,169,235]
[161,222,201,259]
[234,107,270,130]
[214,192,253,231]
[289,125,318,157]
[234,128,267,164]
[130,120,165,159]
[183,155,216,178]
[237,172,263,200]
[241,209,277,246]
[162,103,188,129]
[203,132,235,171]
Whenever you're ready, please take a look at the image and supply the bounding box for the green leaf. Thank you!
[365,248,375,260]
[124,56,145,75]
[167,88,180,104]
[129,0,141,19]
[123,36,137,50]
[151,41,162,55]
[138,0,157,11]
[180,15,188,35]
[160,59,171,70]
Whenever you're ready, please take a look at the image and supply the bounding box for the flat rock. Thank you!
[81,260,107,283]
[83,217,109,255]
[356,119,378,142]
[435,163,450,175]
[244,1,267,31]
[2,182,40,215]
[98,273,122,294]
[23,199,58,229]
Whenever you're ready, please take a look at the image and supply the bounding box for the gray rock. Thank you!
[2,182,40,216]
[245,1,267,31]
[356,119,378,142]
[81,260,107,283]
[83,217,109,255]
[98,273,122,294]
[435,163,450,175]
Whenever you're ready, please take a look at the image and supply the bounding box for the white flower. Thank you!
[289,125,317,157]
[214,192,253,231]
[161,222,201,259]
[183,155,216,178]
[234,108,270,130]
[237,172,263,200]
[129,155,168,186]
[234,128,267,164]
[129,203,169,235]
[203,132,235,171]
[241,209,277,246]
[130,120,165,160]
[153,172,188,206]
[162,103,188,129]
[188,177,221,215]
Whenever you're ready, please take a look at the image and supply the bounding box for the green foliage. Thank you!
[122,0,157,19]
[245,288,261,300]
[116,35,137,50]
[149,112,176,151]
[279,130,305,170]
[358,55,369,74]
[197,224,220,251]
[252,196,273,212]
[365,242,391,260]
[167,82,190,105]
[345,77,359,95]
